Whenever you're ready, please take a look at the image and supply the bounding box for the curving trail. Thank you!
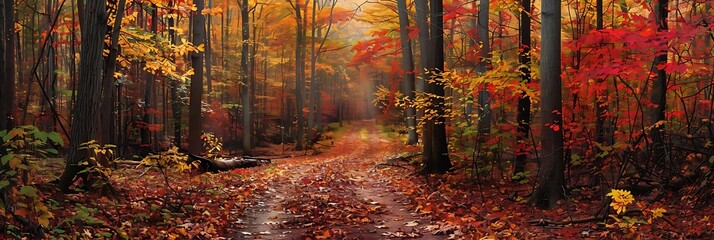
[233,120,443,239]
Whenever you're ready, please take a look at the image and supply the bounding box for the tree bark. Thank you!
[168,0,182,147]
[476,0,491,135]
[141,5,158,153]
[206,0,213,101]
[593,0,607,185]
[58,0,108,191]
[530,0,565,209]
[415,0,432,166]
[0,0,16,130]
[514,0,532,176]
[189,0,206,155]
[397,0,418,145]
[423,0,452,174]
[100,0,126,147]
[294,1,305,150]
[308,0,317,142]
[240,0,252,155]
[650,0,668,164]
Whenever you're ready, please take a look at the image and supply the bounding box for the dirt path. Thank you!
[233,120,443,239]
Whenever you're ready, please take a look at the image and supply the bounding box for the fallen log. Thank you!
[183,151,269,173]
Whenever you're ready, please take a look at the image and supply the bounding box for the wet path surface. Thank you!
[232,121,443,239]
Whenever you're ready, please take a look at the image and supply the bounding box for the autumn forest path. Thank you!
[234,120,441,239]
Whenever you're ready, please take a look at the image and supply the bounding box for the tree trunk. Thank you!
[58,0,108,191]
[141,5,158,153]
[206,0,213,102]
[650,0,668,165]
[168,0,182,146]
[476,0,491,135]
[307,0,317,143]
[100,0,127,148]
[415,0,432,165]
[530,0,565,209]
[397,0,418,145]
[189,0,206,155]
[294,1,305,150]
[593,0,607,185]
[514,0,532,176]
[423,0,452,174]
[240,0,251,155]
[0,0,16,130]
[249,12,258,150]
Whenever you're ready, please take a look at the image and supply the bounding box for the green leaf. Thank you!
[570,154,582,166]
[98,232,112,237]
[34,131,48,142]
[709,155,714,164]
[0,180,10,188]
[46,148,59,155]
[1,154,12,165]
[47,132,64,146]
[20,186,37,197]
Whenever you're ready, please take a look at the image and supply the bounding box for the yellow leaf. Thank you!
[8,157,21,169]
[38,210,53,227]
[650,208,666,218]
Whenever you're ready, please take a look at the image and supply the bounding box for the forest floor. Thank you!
[13,120,713,239]
[233,120,441,239]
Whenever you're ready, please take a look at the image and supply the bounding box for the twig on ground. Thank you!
[527,216,601,226]
[375,162,409,169]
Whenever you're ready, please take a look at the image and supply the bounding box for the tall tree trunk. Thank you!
[189,0,206,155]
[530,0,564,209]
[206,0,213,102]
[249,12,259,149]
[423,0,452,173]
[58,0,108,191]
[141,5,158,153]
[397,0,418,145]
[220,0,225,70]
[514,0,532,176]
[240,0,252,155]
[22,5,37,125]
[476,0,491,135]
[593,0,607,185]
[100,0,127,146]
[168,0,182,146]
[650,0,668,165]
[69,0,78,122]
[294,1,305,150]
[44,0,59,132]
[0,0,16,130]
[415,0,432,165]
[313,0,337,133]
[307,0,317,143]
